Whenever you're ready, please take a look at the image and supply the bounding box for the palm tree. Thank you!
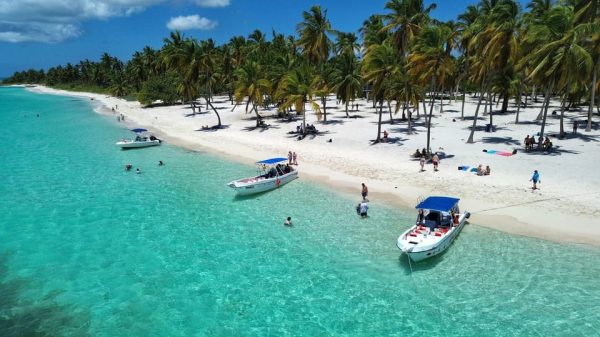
[234,61,272,126]
[333,53,362,118]
[276,64,320,133]
[335,32,360,56]
[383,0,437,56]
[408,25,454,153]
[362,42,400,143]
[297,5,336,65]
[312,61,335,122]
[522,5,594,146]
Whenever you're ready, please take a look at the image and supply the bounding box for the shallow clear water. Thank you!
[1,87,599,337]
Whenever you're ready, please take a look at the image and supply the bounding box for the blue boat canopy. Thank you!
[131,128,148,133]
[416,196,460,212]
[256,157,288,164]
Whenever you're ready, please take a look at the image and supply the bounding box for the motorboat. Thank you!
[116,128,161,149]
[227,157,298,195]
[397,196,470,262]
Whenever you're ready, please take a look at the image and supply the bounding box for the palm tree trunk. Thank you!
[207,100,222,128]
[376,98,384,143]
[501,92,509,114]
[322,96,327,122]
[587,56,599,132]
[422,99,427,118]
[253,104,262,127]
[559,94,567,138]
[524,89,528,107]
[426,77,437,154]
[245,98,251,113]
[532,85,537,103]
[407,110,413,135]
[467,80,488,143]
[515,80,522,124]
[439,87,444,114]
[539,80,555,148]
[387,101,394,124]
[461,91,466,120]
[345,101,349,118]
[489,90,494,127]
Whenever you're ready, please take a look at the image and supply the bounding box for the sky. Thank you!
[0,0,529,78]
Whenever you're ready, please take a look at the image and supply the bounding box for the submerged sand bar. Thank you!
[28,85,600,246]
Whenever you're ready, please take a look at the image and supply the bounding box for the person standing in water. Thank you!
[284,217,292,226]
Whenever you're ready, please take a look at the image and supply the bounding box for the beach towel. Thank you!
[458,166,470,171]
[483,149,514,156]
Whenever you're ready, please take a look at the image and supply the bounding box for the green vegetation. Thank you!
[4,0,599,146]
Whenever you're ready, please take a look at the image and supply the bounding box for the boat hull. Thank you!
[116,140,161,149]
[397,212,469,262]
[228,171,298,195]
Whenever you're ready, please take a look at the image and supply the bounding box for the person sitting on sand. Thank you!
[422,148,428,157]
[383,130,389,142]
[476,164,484,176]
[485,165,491,175]
[543,137,551,150]
[413,149,422,158]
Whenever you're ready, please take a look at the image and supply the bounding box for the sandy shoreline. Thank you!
[24,85,600,247]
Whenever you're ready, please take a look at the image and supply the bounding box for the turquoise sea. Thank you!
[1,87,599,337]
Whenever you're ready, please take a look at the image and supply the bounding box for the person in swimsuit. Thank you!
[432,153,440,171]
[361,183,368,201]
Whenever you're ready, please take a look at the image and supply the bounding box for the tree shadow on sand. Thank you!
[195,125,230,132]
[0,252,91,337]
[242,125,280,132]
[480,136,521,146]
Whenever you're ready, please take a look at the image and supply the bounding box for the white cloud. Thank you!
[194,0,230,7]
[0,0,164,43]
[166,15,217,31]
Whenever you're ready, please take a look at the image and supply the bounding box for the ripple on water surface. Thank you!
[1,87,599,336]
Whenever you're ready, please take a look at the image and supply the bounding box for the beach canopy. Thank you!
[416,196,460,212]
[130,128,148,133]
[256,157,287,164]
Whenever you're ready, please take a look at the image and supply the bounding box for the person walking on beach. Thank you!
[419,156,425,172]
[573,120,578,135]
[292,151,298,165]
[530,170,541,190]
[288,151,293,165]
[361,183,368,201]
[432,153,440,171]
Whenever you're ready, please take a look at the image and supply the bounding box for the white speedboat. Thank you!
[228,157,298,195]
[116,128,161,149]
[397,196,470,262]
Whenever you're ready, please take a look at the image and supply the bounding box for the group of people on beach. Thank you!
[476,165,491,176]
[524,135,552,151]
[287,151,298,165]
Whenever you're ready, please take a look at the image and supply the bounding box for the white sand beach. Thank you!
[29,85,600,246]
